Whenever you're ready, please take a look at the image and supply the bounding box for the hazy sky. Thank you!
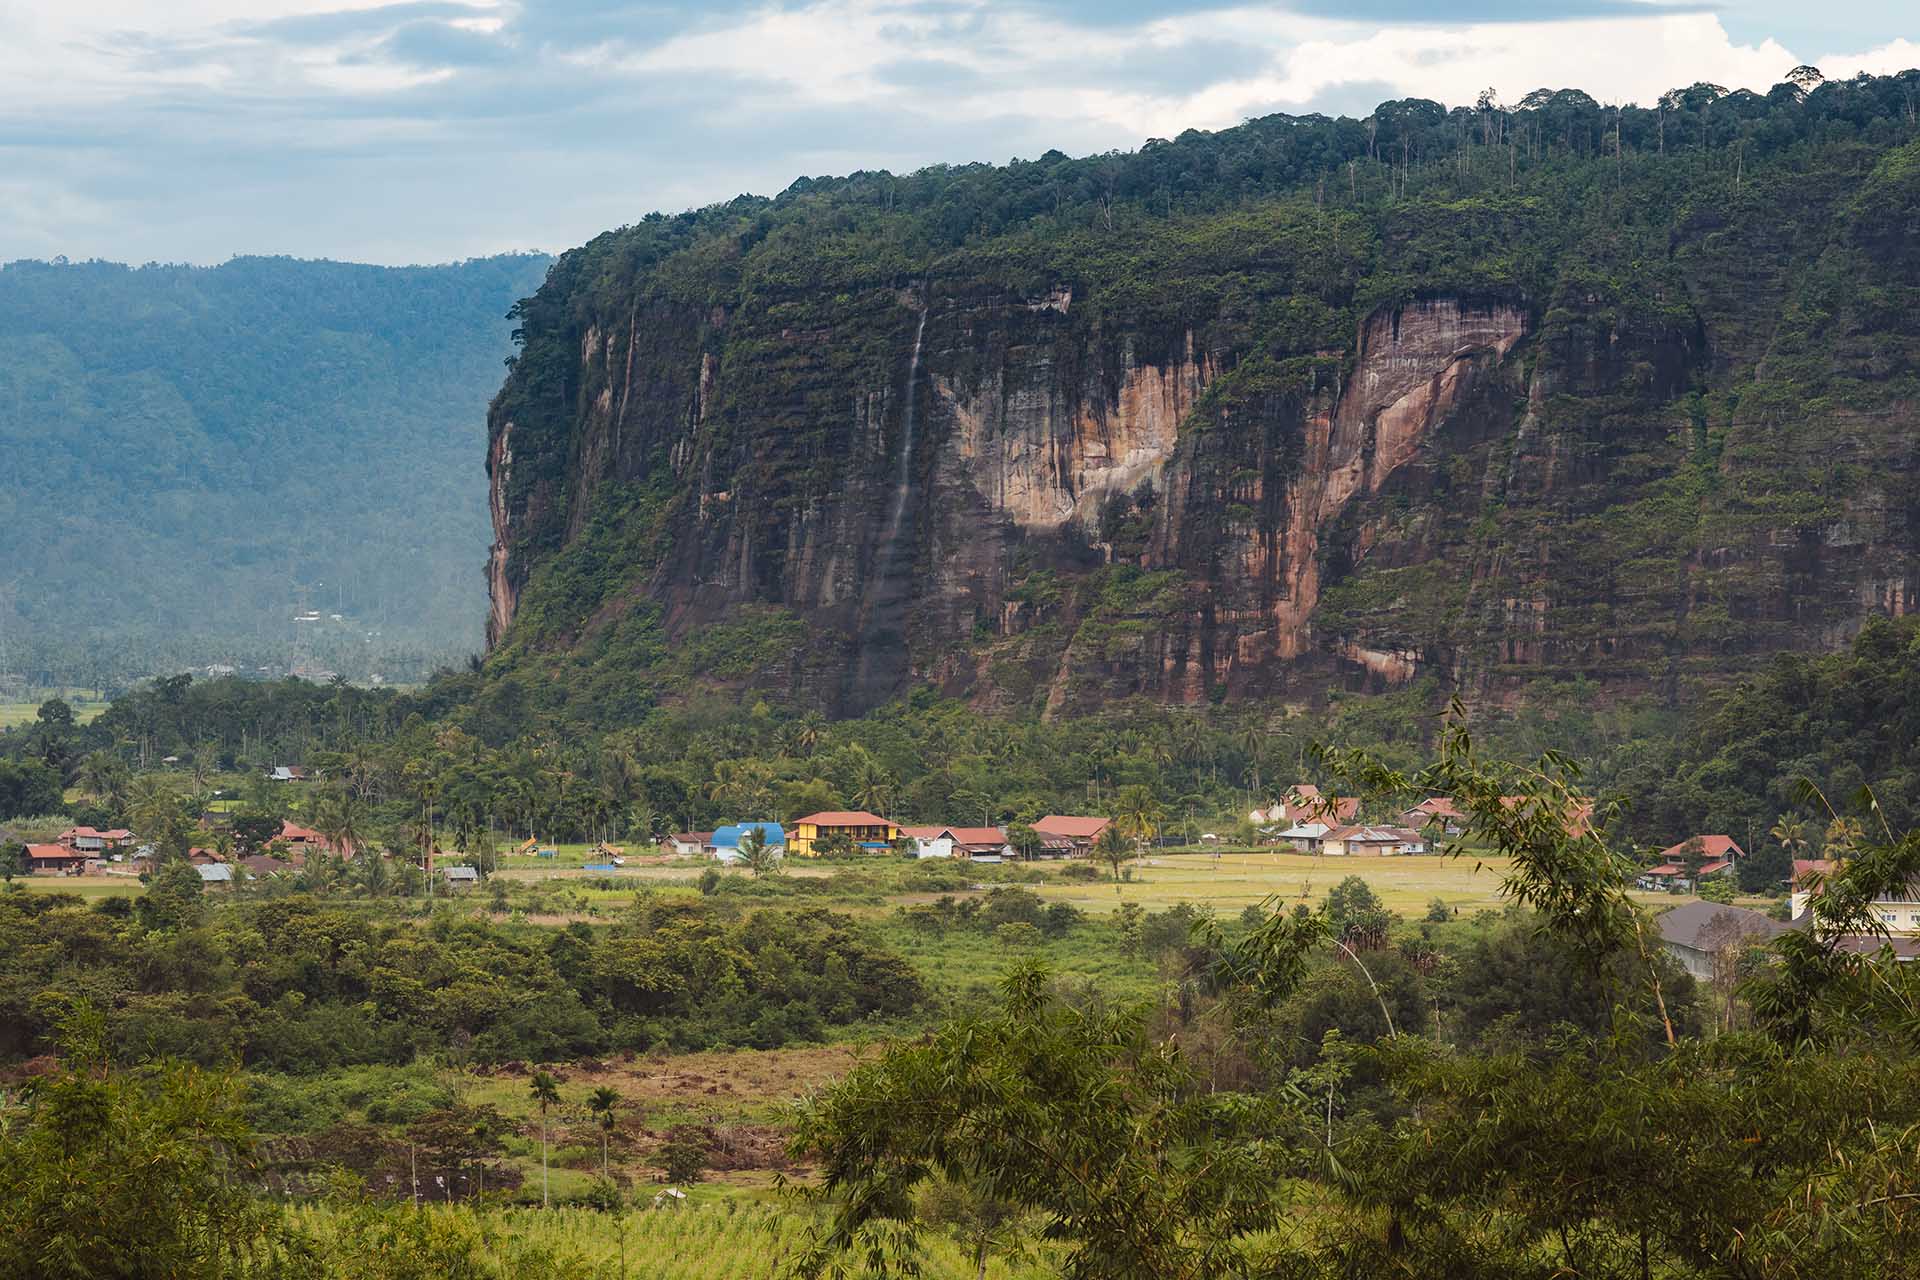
[3,0,1914,266]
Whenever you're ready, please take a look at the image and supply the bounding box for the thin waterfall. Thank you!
[849,301,931,707]
[879,306,928,553]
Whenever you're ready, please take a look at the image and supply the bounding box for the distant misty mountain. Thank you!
[0,252,550,687]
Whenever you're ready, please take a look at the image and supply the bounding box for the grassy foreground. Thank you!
[283,1201,1050,1278]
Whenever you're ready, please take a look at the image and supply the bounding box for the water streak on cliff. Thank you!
[848,303,929,706]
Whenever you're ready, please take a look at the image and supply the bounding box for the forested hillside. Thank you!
[484,72,1920,722]
[0,253,550,688]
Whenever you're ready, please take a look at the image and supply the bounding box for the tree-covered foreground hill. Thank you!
[0,253,550,687]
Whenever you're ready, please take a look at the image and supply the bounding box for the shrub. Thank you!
[657,1127,710,1184]
[994,922,1042,948]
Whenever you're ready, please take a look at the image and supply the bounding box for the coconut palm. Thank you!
[128,776,184,860]
[851,761,894,816]
[1770,814,1810,860]
[347,848,390,898]
[740,828,783,877]
[587,1086,621,1181]
[1114,785,1165,850]
[529,1070,561,1208]
[75,751,124,804]
[1093,824,1132,896]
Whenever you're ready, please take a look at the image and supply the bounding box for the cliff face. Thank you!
[484,112,1920,721]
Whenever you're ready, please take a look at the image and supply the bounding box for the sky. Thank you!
[2,0,1914,266]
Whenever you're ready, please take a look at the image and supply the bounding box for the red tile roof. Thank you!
[1657,835,1746,862]
[795,811,892,827]
[1031,815,1111,838]
[1285,786,1361,822]
[26,844,88,863]
[907,825,1010,844]
[944,827,1010,846]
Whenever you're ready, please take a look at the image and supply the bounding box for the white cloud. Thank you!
[0,0,1912,264]
[603,4,1815,144]
[1819,37,1920,82]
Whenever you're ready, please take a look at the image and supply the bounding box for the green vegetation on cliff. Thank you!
[483,74,1920,718]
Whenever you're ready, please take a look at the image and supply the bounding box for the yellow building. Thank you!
[788,810,900,857]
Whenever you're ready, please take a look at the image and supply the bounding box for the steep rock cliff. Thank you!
[483,92,1920,722]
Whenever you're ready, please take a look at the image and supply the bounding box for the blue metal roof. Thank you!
[712,822,785,848]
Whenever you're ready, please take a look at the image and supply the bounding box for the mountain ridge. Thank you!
[0,251,551,687]
[479,75,1920,725]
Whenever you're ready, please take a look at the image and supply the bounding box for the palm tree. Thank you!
[740,828,783,877]
[625,802,660,845]
[529,1070,561,1208]
[76,750,123,804]
[851,761,894,816]
[587,1086,620,1181]
[1114,785,1164,851]
[354,849,392,898]
[1237,722,1267,798]
[1770,814,1810,860]
[326,790,367,860]
[128,776,182,855]
[1093,824,1132,896]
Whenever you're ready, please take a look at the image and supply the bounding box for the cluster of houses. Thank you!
[22,825,135,873]
[1256,785,1433,857]
[663,811,1116,865]
[13,818,493,890]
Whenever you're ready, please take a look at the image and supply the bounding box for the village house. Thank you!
[711,823,784,860]
[1637,835,1744,891]
[1398,797,1465,834]
[1276,821,1331,853]
[665,832,714,857]
[240,854,291,878]
[1654,900,1792,979]
[278,818,352,859]
[1030,815,1111,856]
[1793,859,1920,940]
[439,865,480,892]
[787,811,901,857]
[195,863,234,886]
[25,843,92,874]
[266,765,313,782]
[1280,784,1361,825]
[901,825,1012,862]
[1321,825,1427,857]
[58,826,133,854]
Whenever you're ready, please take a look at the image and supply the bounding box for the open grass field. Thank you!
[283,1201,1050,1278]
[0,691,108,729]
[1040,849,1520,916]
[10,875,146,899]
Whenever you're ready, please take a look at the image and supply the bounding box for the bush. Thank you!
[657,1127,710,1184]
[979,887,1047,932]
[1057,863,1100,882]
[994,922,1042,948]
[1425,898,1452,924]
[1139,904,1207,956]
